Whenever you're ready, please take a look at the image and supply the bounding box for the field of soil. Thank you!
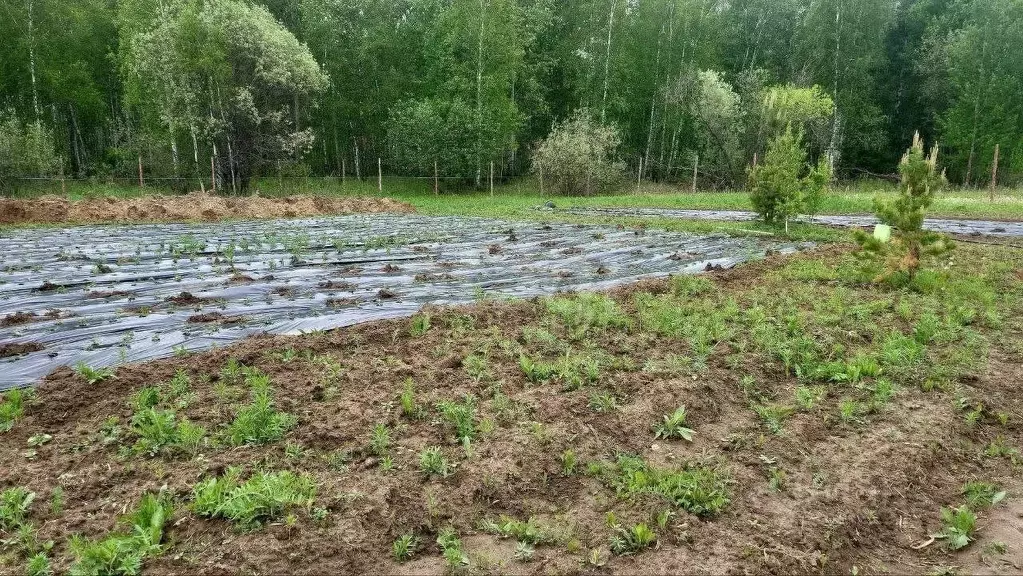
[1,243,1021,575]
[0,193,413,225]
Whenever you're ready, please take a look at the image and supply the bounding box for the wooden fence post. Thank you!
[691,154,698,194]
[138,155,144,188]
[378,158,382,192]
[990,144,1000,202]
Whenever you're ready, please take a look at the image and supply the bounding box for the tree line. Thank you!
[1,0,1021,192]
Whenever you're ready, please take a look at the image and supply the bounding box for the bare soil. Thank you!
[1,247,1021,575]
[0,193,414,225]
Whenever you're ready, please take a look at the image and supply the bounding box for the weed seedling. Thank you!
[74,363,115,384]
[419,447,451,477]
[0,487,35,530]
[561,450,578,476]
[437,526,468,568]
[588,392,619,412]
[25,552,50,576]
[653,405,694,441]
[961,482,1006,509]
[192,468,316,530]
[937,505,976,551]
[436,396,477,443]
[609,523,657,555]
[370,423,391,456]
[0,389,28,432]
[409,314,431,337]
[392,533,419,562]
[514,541,535,562]
[226,371,296,445]
[69,492,172,576]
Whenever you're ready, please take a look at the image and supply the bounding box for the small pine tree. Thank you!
[749,125,830,233]
[854,132,954,282]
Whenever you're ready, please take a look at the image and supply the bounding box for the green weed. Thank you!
[69,492,172,576]
[391,533,419,562]
[399,378,422,419]
[419,446,451,477]
[601,455,730,516]
[73,363,115,384]
[0,487,35,531]
[370,423,391,456]
[937,505,976,551]
[961,482,1006,509]
[0,389,28,432]
[225,371,296,445]
[436,396,477,443]
[192,468,316,530]
[588,391,619,412]
[653,405,695,441]
[545,293,630,338]
[609,523,657,556]
[409,313,431,337]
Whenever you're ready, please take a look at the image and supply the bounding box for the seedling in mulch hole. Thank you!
[653,405,694,441]
[73,363,114,384]
[409,314,431,337]
[419,446,451,477]
[392,533,419,562]
[588,392,619,412]
[370,423,390,456]
[609,523,657,556]
[962,482,1006,509]
[0,389,29,433]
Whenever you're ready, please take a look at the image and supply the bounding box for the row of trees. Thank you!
[0,0,1021,191]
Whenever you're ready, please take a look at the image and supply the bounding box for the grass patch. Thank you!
[597,454,730,517]
[69,493,172,576]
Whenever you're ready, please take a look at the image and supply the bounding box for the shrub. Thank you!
[854,133,954,282]
[748,125,830,232]
[0,112,62,192]
[531,109,626,196]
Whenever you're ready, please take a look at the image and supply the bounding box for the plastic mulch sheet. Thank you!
[0,214,808,389]
[553,207,1023,237]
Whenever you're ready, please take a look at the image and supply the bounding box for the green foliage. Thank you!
[370,423,390,456]
[399,378,422,419]
[73,363,115,384]
[0,487,35,531]
[544,293,629,337]
[482,515,560,545]
[436,396,477,443]
[26,552,51,576]
[961,482,1006,509]
[600,455,730,516]
[938,505,976,551]
[531,110,626,195]
[436,526,468,569]
[419,446,452,477]
[391,533,419,562]
[68,493,172,576]
[226,371,296,445]
[749,125,831,231]
[0,112,62,190]
[609,523,657,556]
[0,389,28,433]
[191,468,316,530]
[409,313,432,337]
[855,134,954,282]
[653,405,695,441]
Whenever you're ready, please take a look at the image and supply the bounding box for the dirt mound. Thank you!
[0,192,414,225]
[0,342,43,358]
